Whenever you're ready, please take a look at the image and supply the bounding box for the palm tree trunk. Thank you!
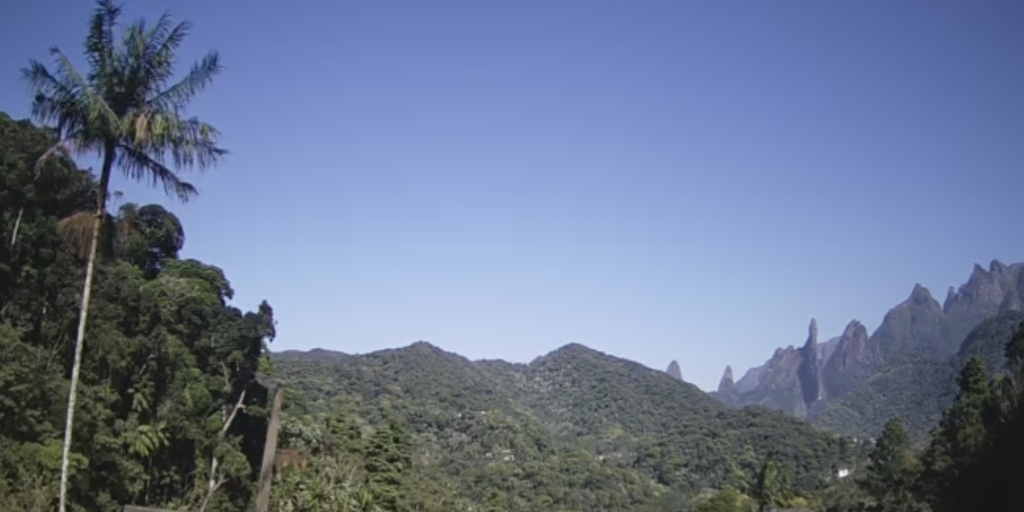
[58,148,113,512]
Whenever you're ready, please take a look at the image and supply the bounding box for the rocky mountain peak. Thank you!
[944,286,957,313]
[907,284,937,307]
[942,261,1024,349]
[990,259,1007,274]
[713,260,1024,426]
[666,360,683,381]
[841,319,866,339]
[822,320,879,399]
[798,318,824,408]
[805,318,819,349]
[716,365,738,405]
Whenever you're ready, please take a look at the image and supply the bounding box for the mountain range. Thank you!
[702,260,1024,439]
[269,259,1024,509]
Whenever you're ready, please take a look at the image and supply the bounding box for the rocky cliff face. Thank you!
[713,260,1024,421]
[744,344,809,417]
[821,320,878,399]
[871,284,948,362]
[734,365,765,393]
[717,320,838,417]
[944,261,1024,346]
[797,319,824,407]
[665,360,683,381]
[818,337,840,367]
[716,366,738,405]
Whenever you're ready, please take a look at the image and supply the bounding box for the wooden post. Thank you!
[254,384,284,512]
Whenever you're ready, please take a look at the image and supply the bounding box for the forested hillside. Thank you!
[270,342,864,511]
[0,110,277,511]
[269,314,1024,512]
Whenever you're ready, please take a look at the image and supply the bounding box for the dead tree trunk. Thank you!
[254,385,284,512]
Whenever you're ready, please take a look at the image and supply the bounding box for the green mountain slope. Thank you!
[272,342,861,510]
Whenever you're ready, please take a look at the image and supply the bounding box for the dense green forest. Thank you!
[2,2,1024,511]
[269,324,1024,512]
[0,110,277,509]
[270,343,865,511]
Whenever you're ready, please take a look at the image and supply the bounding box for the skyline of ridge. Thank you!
[270,258,1024,392]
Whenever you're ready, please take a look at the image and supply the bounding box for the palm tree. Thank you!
[22,2,226,509]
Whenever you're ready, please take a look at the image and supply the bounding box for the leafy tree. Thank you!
[271,453,378,512]
[1,111,273,511]
[19,2,225,508]
[116,203,185,278]
[1002,321,1024,407]
[751,452,792,512]
[363,420,413,511]
[860,418,928,512]
[918,357,991,509]
[931,321,1024,512]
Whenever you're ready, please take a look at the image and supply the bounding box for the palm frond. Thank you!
[118,22,155,107]
[51,48,119,135]
[143,16,191,90]
[127,112,227,171]
[148,51,220,112]
[118,15,189,107]
[23,0,225,207]
[85,0,120,85]
[22,59,85,132]
[115,143,198,202]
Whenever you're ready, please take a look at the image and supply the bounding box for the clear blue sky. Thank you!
[2,0,1023,390]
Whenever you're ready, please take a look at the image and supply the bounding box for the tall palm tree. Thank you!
[22,2,226,509]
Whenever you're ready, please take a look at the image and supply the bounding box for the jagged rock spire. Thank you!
[798,318,823,408]
[990,259,1007,274]
[944,286,957,313]
[666,360,683,381]
[717,365,737,399]
[805,318,818,349]
[908,283,934,305]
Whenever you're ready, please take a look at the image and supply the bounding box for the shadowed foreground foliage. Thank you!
[0,112,274,511]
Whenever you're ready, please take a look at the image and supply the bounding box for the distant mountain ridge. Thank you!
[709,260,1024,437]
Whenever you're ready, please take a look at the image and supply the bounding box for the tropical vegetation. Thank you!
[1,2,1023,511]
